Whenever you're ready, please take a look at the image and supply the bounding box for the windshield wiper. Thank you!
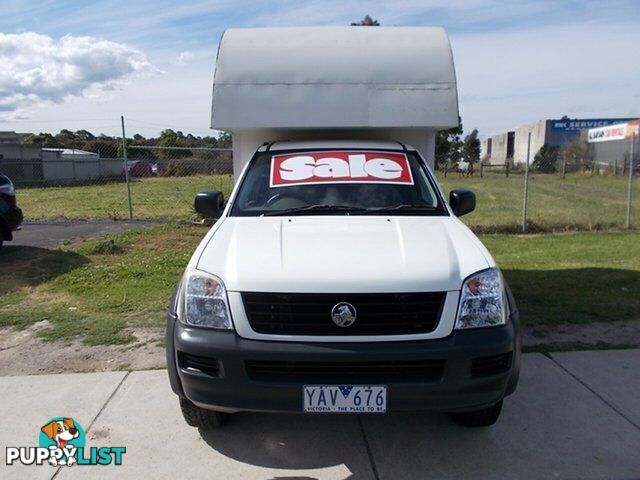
[366,204,440,213]
[262,205,368,216]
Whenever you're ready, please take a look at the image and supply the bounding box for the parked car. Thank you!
[126,160,153,177]
[0,173,23,251]
[166,141,521,429]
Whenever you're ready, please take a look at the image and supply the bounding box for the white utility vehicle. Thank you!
[166,140,521,428]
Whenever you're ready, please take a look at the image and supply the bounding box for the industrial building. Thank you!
[482,118,636,165]
[587,120,640,171]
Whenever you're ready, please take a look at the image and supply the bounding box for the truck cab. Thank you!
[166,140,521,428]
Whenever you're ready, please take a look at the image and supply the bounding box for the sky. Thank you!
[0,0,638,139]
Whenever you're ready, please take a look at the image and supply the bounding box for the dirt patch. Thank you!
[0,324,165,376]
[522,320,640,347]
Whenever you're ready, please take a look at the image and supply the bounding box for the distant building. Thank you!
[483,118,637,165]
[482,131,514,165]
[0,131,43,182]
[0,134,122,184]
[41,148,108,183]
[480,137,492,160]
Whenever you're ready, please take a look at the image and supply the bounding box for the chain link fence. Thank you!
[2,117,638,232]
[437,134,638,233]
[1,118,233,222]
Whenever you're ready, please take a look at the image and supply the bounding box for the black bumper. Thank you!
[166,312,521,414]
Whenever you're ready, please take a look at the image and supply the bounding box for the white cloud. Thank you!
[177,51,195,65]
[0,32,159,118]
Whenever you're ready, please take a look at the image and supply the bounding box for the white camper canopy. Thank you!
[211,26,459,176]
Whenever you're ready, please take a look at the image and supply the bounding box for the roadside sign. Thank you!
[588,121,640,143]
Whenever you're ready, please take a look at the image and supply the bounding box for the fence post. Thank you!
[505,162,509,178]
[522,132,531,233]
[120,115,133,220]
[561,156,566,179]
[626,133,635,229]
[480,163,484,178]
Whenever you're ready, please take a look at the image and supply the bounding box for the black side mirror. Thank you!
[195,190,225,219]
[449,189,476,217]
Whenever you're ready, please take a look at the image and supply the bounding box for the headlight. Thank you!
[455,268,506,329]
[0,181,14,196]
[182,270,233,329]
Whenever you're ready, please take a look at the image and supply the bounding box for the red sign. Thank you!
[270,151,414,188]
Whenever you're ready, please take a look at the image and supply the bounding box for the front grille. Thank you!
[178,352,222,378]
[246,359,446,383]
[471,352,512,377]
[241,292,445,336]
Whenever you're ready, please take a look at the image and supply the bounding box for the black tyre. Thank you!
[0,238,3,252]
[179,397,228,429]
[450,400,503,427]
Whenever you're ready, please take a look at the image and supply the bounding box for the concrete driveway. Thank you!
[1,350,639,480]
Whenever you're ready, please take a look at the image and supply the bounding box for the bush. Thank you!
[88,238,124,255]
[532,144,560,173]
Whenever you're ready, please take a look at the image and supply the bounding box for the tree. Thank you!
[75,129,95,144]
[351,15,380,26]
[463,128,481,164]
[55,129,87,149]
[562,139,591,167]
[155,129,192,159]
[435,117,463,169]
[22,132,63,148]
[20,128,231,159]
[216,132,232,149]
[531,144,560,173]
[83,138,119,158]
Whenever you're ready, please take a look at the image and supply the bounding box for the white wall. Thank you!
[513,120,547,164]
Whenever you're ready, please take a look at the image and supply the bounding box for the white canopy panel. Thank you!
[211,27,459,130]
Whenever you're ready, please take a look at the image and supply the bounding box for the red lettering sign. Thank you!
[270,151,414,187]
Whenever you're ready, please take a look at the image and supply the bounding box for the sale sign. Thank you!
[270,151,414,187]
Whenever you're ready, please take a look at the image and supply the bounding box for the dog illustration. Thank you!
[41,418,79,466]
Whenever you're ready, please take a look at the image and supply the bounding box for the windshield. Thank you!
[230,149,447,216]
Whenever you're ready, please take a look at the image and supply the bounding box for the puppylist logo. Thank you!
[6,417,125,467]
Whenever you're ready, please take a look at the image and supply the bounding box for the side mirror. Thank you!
[449,189,476,217]
[195,190,225,219]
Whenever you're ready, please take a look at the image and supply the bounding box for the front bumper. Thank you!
[167,312,521,414]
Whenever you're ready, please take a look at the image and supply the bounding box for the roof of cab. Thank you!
[259,140,415,152]
[211,27,458,130]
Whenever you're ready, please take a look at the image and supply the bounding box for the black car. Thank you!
[0,173,23,251]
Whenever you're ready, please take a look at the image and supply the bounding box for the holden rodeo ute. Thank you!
[166,140,521,429]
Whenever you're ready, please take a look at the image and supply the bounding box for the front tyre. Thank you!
[450,400,503,427]
[179,397,229,429]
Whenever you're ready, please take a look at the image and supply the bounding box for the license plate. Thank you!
[303,385,387,413]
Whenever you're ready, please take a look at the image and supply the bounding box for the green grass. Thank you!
[0,224,206,344]
[481,231,640,324]
[438,171,639,232]
[17,175,234,221]
[15,171,639,232]
[1,225,639,345]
